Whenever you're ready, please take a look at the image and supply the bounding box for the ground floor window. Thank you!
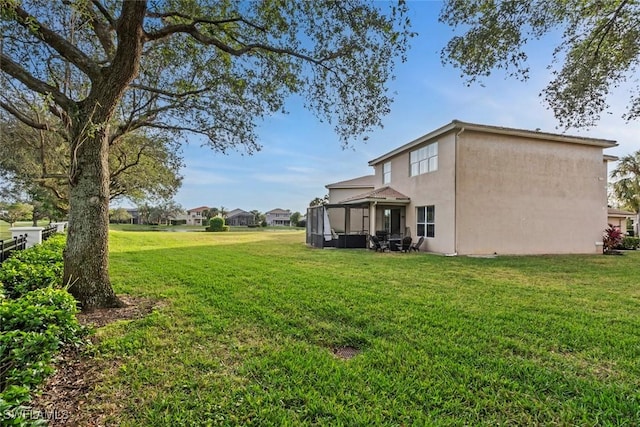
[417,205,435,238]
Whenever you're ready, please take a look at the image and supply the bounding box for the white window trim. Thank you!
[410,142,438,177]
[417,205,435,238]
[383,161,391,185]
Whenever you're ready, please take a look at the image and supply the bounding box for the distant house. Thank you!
[607,208,636,235]
[126,208,140,224]
[266,208,292,226]
[226,208,256,226]
[183,206,209,226]
[308,120,617,255]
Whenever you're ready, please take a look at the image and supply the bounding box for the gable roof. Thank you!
[369,120,618,166]
[338,186,410,205]
[266,208,290,214]
[187,206,209,212]
[326,175,376,189]
[608,208,636,217]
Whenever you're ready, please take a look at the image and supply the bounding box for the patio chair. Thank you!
[410,236,424,252]
[398,236,412,252]
[370,235,389,252]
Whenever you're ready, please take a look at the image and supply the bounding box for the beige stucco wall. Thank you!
[455,131,608,255]
[607,216,629,230]
[328,187,374,204]
[372,132,457,253]
[326,187,373,233]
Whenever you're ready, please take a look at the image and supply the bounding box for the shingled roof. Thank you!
[338,186,410,205]
[326,175,376,189]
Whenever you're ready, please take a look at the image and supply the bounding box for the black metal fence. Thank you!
[0,235,27,264]
[42,224,57,241]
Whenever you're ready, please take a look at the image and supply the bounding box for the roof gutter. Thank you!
[368,120,618,166]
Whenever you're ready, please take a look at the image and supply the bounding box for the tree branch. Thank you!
[110,103,177,143]
[38,180,68,201]
[11,5,101,79]
[145,12,266,32]
[129,83,211,98]
[0,54,73,109]
[143,122,212,136]
[110,143,148,180]
[86,2,116,57]
[0,100,51,130]
[38,174,68,179]
[104,1,147,95]
[586,0,630,61]
[145,23,338,73]
[91,0,117,28]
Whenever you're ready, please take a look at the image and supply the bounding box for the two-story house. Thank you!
[183,206,209,226]
[266,209,292,226]
[308,120,617,255]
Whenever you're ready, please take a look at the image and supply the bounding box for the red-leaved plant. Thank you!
[603,224,624,254]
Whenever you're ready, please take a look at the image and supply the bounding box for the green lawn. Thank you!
[0,220,8,240]
[109,223,304,233]
[86,229,640,425]
[0,220,32,241]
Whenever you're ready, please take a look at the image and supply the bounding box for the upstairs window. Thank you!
[383,161,391,184]
[410,142,438,176]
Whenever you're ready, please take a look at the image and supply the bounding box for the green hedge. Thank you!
[0,235,86,426]
[0,235,66,299]
[0,288,82,390]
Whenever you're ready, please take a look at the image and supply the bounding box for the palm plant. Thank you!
[611,152,640,213]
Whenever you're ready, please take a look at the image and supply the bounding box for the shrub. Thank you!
[0,288,84,410]
[620,236,640,250]
[0,235,83,425]
[0,235,65,299]
[205,217,228,232]
[603,224,624,254]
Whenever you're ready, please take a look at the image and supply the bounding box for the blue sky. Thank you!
[172,1,640,214]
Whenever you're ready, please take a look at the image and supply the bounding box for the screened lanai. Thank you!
[306,204,370,248]
[306,186,411,249]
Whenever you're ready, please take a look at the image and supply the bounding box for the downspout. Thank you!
[453,126,465,256]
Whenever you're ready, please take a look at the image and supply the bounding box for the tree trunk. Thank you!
[61,1,147,311]
[64,120,122,310]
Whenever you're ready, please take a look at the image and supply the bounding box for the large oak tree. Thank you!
[440,0,640,128]
[0,0,411,309]
[0,111,183,208]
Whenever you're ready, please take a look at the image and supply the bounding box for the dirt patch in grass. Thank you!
[79,294,162,328]
[332,346,361,360]
[550,349,620,381]
[31,295,162,426]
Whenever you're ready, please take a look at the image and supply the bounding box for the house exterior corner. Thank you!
[454,129,609,255]
[329,120,618,255]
